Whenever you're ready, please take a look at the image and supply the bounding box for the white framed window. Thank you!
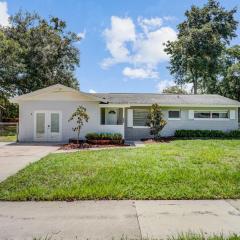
[193,111,229,120]
[133,109,150,127]
[168,110,181,120]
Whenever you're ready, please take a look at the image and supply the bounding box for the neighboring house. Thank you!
[10,84,240,142]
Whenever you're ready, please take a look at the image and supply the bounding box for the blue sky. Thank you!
[1,0,240,93]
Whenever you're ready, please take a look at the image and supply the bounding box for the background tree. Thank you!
[162,86,188,94]
[1,11,80,97]
[68,106,89,144]
[146,104,167,140]
[219,45,240,101]
[164,0,238,94]
[0,11,81,120]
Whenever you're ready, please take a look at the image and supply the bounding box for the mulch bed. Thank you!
[60,142,129,150]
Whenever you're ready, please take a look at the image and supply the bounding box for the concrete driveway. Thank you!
[0,142,59,182]
[0,200,240,240]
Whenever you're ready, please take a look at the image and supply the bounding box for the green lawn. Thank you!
[0,135,16,142]
[0,140,240,200]
[0,125,17,142]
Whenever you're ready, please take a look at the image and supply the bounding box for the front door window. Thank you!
[36,113,45,138]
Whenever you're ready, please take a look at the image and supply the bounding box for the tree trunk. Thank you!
[193,79,197,94]
[77,131,80,145]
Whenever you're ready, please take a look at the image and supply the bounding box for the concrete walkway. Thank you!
[0,200,240,240]
[0,142,59,182]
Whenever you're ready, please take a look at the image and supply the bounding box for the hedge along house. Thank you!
[10,84,240,142]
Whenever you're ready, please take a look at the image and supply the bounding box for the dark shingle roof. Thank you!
[92,93,240,106]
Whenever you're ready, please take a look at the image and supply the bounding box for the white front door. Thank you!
[34,111,62,141]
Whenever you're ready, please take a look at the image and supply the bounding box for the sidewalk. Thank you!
[0,200,240,240]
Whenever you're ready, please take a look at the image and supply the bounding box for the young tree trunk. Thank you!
[77,131,80,145]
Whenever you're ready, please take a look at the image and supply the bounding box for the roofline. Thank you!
[10,84,107,103]
[100,103,240,108]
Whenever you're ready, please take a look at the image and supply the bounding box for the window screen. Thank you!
[51,113,59,133]
[212,112,228,119]
[194,112,211,118]
[36,113,45,134]
[133,109,149,126]
[168,110,180,119]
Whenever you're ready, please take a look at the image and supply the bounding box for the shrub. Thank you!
[146,104,166,139]
[175,129,240,139]
[227,130,240,138]
[85,132,122,141]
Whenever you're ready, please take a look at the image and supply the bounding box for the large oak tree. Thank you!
[0,11,81,97]
[164,0,238,94]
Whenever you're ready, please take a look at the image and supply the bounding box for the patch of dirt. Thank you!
[60,142,130,150]
[141,137,175,144]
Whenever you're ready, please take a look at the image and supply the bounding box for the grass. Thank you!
[0,135,16,142]
[169,233,240,240]
[0,125,17,142]
[32,233,240,240]
[0,140,240,200]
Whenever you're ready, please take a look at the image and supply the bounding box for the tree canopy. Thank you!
[219,45,240,101]
[162,86,188,94]
[164,0,238,94]
[0,11,81,97]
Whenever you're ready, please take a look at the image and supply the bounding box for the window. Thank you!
[168,110,180,119]
[194,111,229,119]
[133,109,149,126]
[100,108,123,125]
[194,112,211,119]
[51,113,59,133]
[212,112,228,119]
[36,113,45,134]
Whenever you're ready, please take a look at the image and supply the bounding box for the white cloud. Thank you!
[138,17,163,33]
[156,80,175,93]
[156,80,193,93]
[102,16,177,79]
[89,89,96,93]
[133,27,177,67]
[0,2,10,27]
[184,83,193,93]
[102,16,136,68]
[163,16,177,21]
[123,67,159,79]
[77,30,86,40]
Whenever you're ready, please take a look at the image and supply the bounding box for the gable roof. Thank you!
[93,93,240,107]
[9,84,240,107]
[10,84,107,103]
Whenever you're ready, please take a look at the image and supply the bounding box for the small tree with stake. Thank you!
[146,104,167,140]
[68,106,89,144]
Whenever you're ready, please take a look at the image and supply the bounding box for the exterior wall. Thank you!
[125,107,239,140]
[18,100,124,142]
[18,100,239,142]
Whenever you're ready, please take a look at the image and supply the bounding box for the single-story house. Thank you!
[10,84,240,142]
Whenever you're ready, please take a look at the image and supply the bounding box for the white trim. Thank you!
[99,104,130,108]
[127,109,133,127]
[132,126,150,129]
[128,104,240,108]
[230,110,236,120]
[168,118,181,121]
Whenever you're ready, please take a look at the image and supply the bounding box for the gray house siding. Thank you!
[124,107,239,140]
